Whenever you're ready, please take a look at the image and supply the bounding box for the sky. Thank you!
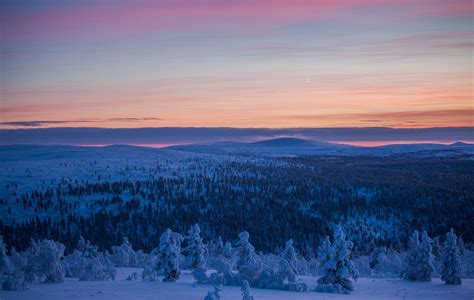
[0,0,473,129]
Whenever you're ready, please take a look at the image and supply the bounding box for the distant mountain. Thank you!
[165,137,474,158]
[165,137,347,157]
[250,137,332,147]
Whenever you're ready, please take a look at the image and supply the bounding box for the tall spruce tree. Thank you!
[184,224,207,282]
[157,229,182,282]
[315,225,357,294]
[441,229,462,285]
[403,230,434,281]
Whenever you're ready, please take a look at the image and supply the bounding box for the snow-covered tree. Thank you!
[184,224,207,282]
[315,225,357,294]
[317,236,331,274]
[114,237,147,267]
[255,239,308,292]
[80,252,116,281]
[441,229,462,285]
[277,239,297,284]
[156,228,183,282]
[208,245,236,286]
[2,239,65,289]
[403,230,420,280]
[64,236,94,278]
[403,230,434,281]
[1,242,27,291]
[110,237,139,267]
[418,231,435,281]
[235,231,261,284]
[204,284,222,300]
[142,248,160,281]
[241,280,254,300]
[25,239,65,283]
[78,236,98,258]
[366,247,404,277]
[63,236,115,281]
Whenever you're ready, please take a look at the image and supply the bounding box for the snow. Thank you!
[0,269,473,300]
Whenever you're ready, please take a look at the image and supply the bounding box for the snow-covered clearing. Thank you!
[0,269,472,300]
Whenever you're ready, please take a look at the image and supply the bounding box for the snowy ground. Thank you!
[1,269,473,300]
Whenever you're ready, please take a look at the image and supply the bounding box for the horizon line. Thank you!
[1,125,473,130]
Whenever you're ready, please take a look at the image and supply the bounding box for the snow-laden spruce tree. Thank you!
[3,247,29,291]
[403,230,434,281]
[241,280,254,300]
[63,237,88,278]
[315,225,357,294]
[368,247,404,277]
[317,236,331,274]
[156,228,183,282]
[419,231,435,280]
[208,240,235,286]
[235,231,261,284]
[142,246,161,281]
[110,237,138,267]
[441,229,462,285]
[0,237,24,291]
[269,239,308,292]
[3,239,65,288]
[184,224,207,283]
[277,239,297,284]
[80,251,116,281]
[63,236,116,281]
[403,230,420,280]
[25,239,65,283]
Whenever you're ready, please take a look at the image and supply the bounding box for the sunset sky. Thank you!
[1,0,473,129]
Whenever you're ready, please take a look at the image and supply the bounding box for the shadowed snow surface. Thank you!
[0,269,473,300]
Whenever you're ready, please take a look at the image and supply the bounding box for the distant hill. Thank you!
[250,137,331,147]
[165,137,474,158]
[1,139,472,161]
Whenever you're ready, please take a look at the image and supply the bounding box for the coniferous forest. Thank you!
[1,148,472,256]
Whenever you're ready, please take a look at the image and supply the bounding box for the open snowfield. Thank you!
[1,269,473,300]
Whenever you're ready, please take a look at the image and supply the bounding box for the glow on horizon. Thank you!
[334,140,474,147]
[0,0,473,129]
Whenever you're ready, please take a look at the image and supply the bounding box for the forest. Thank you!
[1,153,472,258]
